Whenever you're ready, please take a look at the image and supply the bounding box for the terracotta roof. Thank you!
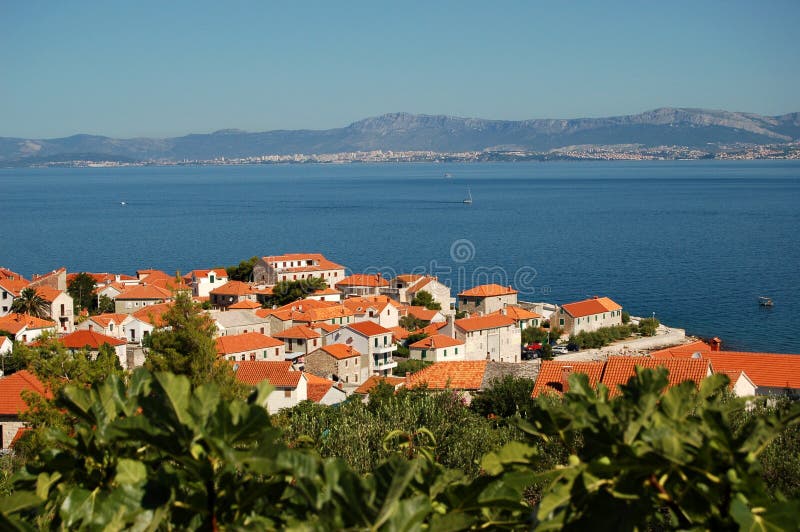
[651,349,800,390]
[277,299,338,312]
[394,274,425,283]
[0,268,27,282]
[189,269,228,279]
[0,313,56,335]
[29,286,63,303]
[273,324,321,340]
[71,272,137,285]
[602,357,710,397]
[403,305,440,322]
[454,315,516,332]
[405,361,489,390]
[116,284,173,300]
[215,332,283,355]
[407,276,436,293]
[313,322,339,334]
[230,360,302,388]
[60,329,127,349]
[0,278,30,297]
[342,295,396,314]
[354,375,406,394]
[649,340,712,358]
[348,321,391,337]
[304,372,336,402]
[137,269,168,278]
[228,300,262,310]
[263,253,345,272]
[10,426,31,447]
[312,287,341,296]
[88,313,131,328]
[532,361,606,397]
[317,343,361,360]
[409,334,465,349]
[417,321,448,336]
[560,296,622,318]
[335,274,389,288]
[209,280,255,296]
[131,302,173,327]
[0,370,50,416]
[488,305,542,321]
[459,284,518,297]
[390,326,410,341]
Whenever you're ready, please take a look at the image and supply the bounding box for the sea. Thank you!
[1,160,798,353]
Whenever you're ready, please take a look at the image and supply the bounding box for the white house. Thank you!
[60,329,129,369]
[408,334,466,363]
[76,313,133,340]
[209,309,272,337]
[382,275,452,310]
[215,332,285,362]
[114,285,173,314]
[0,277,29,317]
[231,361,308,414]
[553,296,623,336]
[342,296,401,329]
[273,325,322,365]
[252,253,346,286]
[0,313,57,344]
[324,321,397,379]
[186,269,229,298]
[443,314,521,363]
[335,274,389,297]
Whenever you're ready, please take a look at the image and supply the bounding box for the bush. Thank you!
[568,324,636,349]
[394,358,431,376]
[621,310,630,324]
[638,317,660,336]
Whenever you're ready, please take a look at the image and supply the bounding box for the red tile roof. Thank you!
[0,370,50,416]
[601,357,711,397]
[304,372,336,402]
[215,332,283,355]
[459,284,517,297]
[335,274,389,288]
[116,284,173,300]
[230,360,302,388]
[189,269,228,279]
[88,313,131,328]
[354,375,406,394]
[273,325,321,340]
[263,253,345,272]
[348,321,392,337]
[0,278,30,297]
[649,340,712,358]
[228,300,262,310]
[454,315,516,332]
[402,305,440,322]
[488,305,542,321]
[131,302,173,327]
[409,334,464,349]
[560,296,622,318]
[0,313,56,335]
[317,343,361,360]
[405,361,490,390]
[60,329,127,349]
[417,321,448,336]
[390,326,410,341]
[0,268,27,282]
[532,361,606,397]
[209,280,255,296]
[342,295,397,314]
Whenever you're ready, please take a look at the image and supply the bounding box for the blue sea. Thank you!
[1,161,799,353]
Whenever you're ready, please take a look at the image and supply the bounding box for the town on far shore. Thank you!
[2,252,798,450]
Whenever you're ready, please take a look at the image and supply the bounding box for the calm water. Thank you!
[1,161,799,353]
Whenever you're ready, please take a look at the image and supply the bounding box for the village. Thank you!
[1,252,799,450]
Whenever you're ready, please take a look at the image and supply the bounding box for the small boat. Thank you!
[463,188,473,204]
[120,201,127,206]
[758,296,773,307]
[444,172,453,178]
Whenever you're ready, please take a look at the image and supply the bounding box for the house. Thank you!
[0,313,57,343]
[325,321,397,379]
[252,253,346,286]
[382,275,452,309]
[457,284,518,315]
[531,357,712,398]
[215,332,285,362]
[552,296,623,336]
[209,309,272,337]
[228,300,262,310]
[401,305,446,324]
[185,269,229,298]
[0,336,12,358]
[444,315,521,362]
[353,375,406,397]
[487,305,543,330]
[335,274,389,297]
[342,295,401,328]
[127,302,173,344]
[273,325,323,365]
[404,360,538,402]
[0,277,30,316]
[209,281,258,309]
[230,361,308,414]
[305,287,342,302]
[304,373,347,405]
[651,340,800,396]
[0,370,50,450]
[59,329,129,369]
[67,272,138,288]
[408,334,466,363]
[305,343,363,386]
[114,284,173,314]
[76,313,133,339]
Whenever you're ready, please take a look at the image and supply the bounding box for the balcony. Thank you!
[373,359,398,371]
[373,344,396,354]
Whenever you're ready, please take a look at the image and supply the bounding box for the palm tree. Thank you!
[11,287,50,318]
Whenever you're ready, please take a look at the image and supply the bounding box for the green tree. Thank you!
[539,343,553,360]
[399,315,428,332]
[410,290,441,311]
[393,358,432,376]
[621,310,630,324]
[470,376,536,419]
[96,294,115,314]
[66,272,97,312]
[522,326,549,345]
[144,292,245,400]
[10,287,50,318]
[225,256,258,281]
[638,316,660,336]
[262,278,328,307]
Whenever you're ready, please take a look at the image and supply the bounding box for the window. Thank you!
[263,350,267,359]
[284,390,291,398]
[1,291,6,299]
[383,336,388,346]
[421,349,427,359]
[210,275,215,283]
[344,360,348,367]
[559,318,565,326]
[241,354,246,361]
[354,374,358,382]
[374,338,378,347]
[109,323,114,331]
[443,349,447,357]
[455,347,458,355]
[275,348,280,357]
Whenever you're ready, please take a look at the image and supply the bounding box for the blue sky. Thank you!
[2,0,799,138]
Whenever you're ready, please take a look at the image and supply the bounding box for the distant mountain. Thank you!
[1,108,798,164]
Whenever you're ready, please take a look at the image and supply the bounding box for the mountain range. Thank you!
[2,107,799,165]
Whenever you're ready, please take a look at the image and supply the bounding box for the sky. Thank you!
[1,0,799,139]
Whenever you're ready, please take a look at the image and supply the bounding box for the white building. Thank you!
[186,269,229,298]
[342,296,401,329]
[324,321,397,379]
[553,296,623,336]
[457,284,518,315]
[408,334,466,363]
[252,253,346,286]
[231,361,308,414]
[443,314,521,363]
[382,275,452,310]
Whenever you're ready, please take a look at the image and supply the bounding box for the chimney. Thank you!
[561,366,573,392]
[88,324,93,331]
[709,337,722,352]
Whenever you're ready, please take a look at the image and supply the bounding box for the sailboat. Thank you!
[463,187,473,204]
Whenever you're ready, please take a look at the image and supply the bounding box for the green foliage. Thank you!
[399,314,428,332]
[144,292,245,401]
[10,287,50,318]
[539,343,553,360]
[548,325,564,339]
[96,294,115,314]
[261,278,328,307]
[568,324,636,349]
[522,326,549,345]
[393,358,432,376]
[224,255,258,281]
[470,376,536,419]
[410,290,441,310]
[455,310,468,319]
[66,273,96,312]
[638,316,660,336]
[621,310,630,324]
